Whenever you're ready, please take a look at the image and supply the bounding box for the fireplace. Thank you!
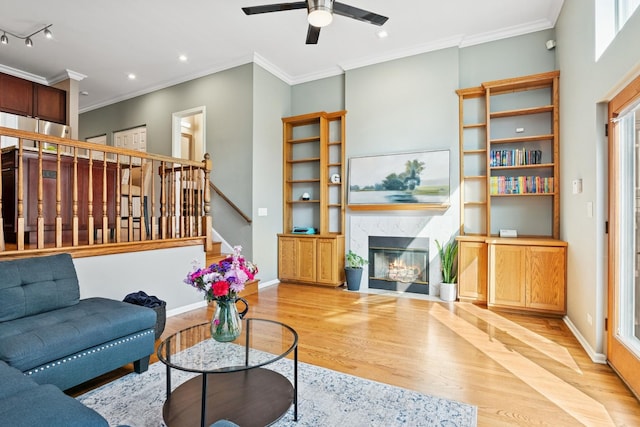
[368,236,429,294]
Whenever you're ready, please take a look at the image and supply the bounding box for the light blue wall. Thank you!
[292,75,344,114]
[251,64,291,281]
[459,30,556,88]
[556,0,640,357]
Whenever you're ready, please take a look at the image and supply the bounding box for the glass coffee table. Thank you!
[157,318,298,427]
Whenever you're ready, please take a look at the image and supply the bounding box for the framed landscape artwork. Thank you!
[347,149,450,210]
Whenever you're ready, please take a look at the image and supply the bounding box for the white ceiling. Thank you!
[0,0,563,113]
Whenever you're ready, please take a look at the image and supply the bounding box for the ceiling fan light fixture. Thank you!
[308,0,334,27]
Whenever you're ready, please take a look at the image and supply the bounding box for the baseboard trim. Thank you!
[564,315,607,364]
[258,279,280,289]
[166,300,207,318]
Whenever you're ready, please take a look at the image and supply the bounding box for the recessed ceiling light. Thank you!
[179,54,188,62]
[128,73,136,80]
[376,29,388,39]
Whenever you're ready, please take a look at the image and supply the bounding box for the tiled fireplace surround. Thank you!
[349,213,457,292]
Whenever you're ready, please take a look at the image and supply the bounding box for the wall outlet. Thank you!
[516,127,525,133]
[258,208,268,217]
[587,313,593,325]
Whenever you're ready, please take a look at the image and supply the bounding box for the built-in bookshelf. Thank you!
[456,71,565,313]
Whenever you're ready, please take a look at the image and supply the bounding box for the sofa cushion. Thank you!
[0,253,80,321]
[0,383,108,427]
[0,360,38,400]
[0,297,156,371]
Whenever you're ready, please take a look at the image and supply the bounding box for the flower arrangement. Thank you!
[184,245,258,303]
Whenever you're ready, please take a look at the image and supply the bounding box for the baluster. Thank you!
[72,148,79,246]
[127,157,134,241]
[203,153,212,252]
[37,141,44,248]
[102,155,108,243]
[150,159,156,240]
[88,151,94,245]
[180,164,186,238]
[0,135,4,251]
[56,144,62,247]
[116,154,122,243]
[170,165,177,238]
[188,166,194,237]
[196,168,203,236]
[160,161,167,239]
[140,159,147,241]
[16,140,24,250]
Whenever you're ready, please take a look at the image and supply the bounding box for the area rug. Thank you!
[78,349,476,427]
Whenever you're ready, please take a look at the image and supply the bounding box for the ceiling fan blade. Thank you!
[306,25,321,44]
[333,2,388,26]
[242,2,307,15]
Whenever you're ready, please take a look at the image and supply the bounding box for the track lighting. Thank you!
[0,24,53,47]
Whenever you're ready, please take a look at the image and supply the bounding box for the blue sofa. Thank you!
[0,359,109,426]
[0,253,157,425]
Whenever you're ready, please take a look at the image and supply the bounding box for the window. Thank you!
[596,0,640,60]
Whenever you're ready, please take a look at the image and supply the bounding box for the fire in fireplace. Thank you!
[368,236,429,294]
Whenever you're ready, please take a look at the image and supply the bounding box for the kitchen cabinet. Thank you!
[33,84,67,124]
[0,73,33,117]
[0,72,67,124]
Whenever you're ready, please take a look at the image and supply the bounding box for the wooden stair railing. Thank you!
[209,181,252,224]
[0,126,213,254]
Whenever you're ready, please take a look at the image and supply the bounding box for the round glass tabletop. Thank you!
[157,318,298,374]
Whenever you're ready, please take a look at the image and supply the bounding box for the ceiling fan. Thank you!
[242,0,389,44]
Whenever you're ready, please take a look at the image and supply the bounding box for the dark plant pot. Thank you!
[345,267,363,291]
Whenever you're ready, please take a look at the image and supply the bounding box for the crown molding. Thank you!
[252,52,294,85]
[0,64,48,85]
[49,69,87,85]
[459,19,554,48]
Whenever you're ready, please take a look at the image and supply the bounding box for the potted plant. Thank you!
[435,239,458,301]
[345,250,368,291]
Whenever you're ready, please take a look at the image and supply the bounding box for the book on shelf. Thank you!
[490,176,554,194]
[490,149,542,167]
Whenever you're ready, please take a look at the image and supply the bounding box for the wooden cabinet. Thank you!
[277,234,344,286]
[33,84,67,124]
[457,236,488,303]
[278,111,346,287]
[0,72,67,124]
[0,73,33,117]
[488,238,566,315]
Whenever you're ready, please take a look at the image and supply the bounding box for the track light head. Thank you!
[0,24,52,48]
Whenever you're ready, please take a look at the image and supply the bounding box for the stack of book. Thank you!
[490,176,554,194]
[490,149,543,167]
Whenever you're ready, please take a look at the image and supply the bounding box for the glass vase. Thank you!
[210,297,248,342]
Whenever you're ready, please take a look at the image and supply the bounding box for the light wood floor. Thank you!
[68,283,640,426]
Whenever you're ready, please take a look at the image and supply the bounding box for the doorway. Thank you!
[172,107,205,161]
[608,74,640,396]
